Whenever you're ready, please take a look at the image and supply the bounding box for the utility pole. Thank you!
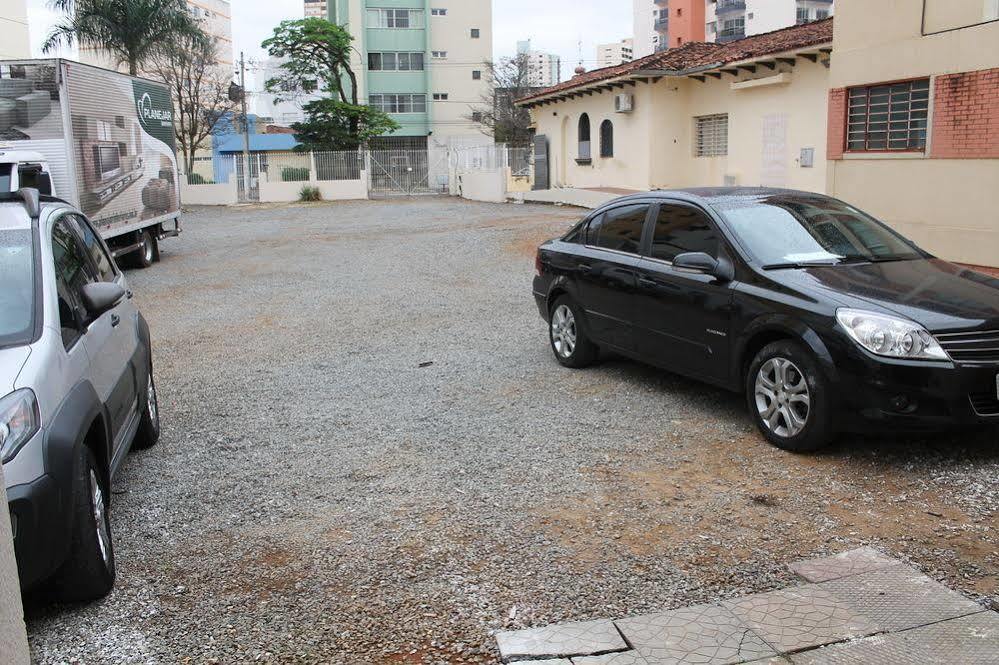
[239,51,251,197]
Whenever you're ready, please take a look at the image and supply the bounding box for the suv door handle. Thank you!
[578,264,592,274]
[111,314,121,327]
[638,276,657,287]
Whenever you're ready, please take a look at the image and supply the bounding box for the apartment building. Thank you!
[706,0,833,44]
[327,0,492,146]
[596,39,634,68]
[79,0,233,69]
[305,0,327,18]
[518,40,561,88]
[0,0,30,59]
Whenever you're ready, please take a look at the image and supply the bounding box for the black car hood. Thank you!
[781,259,999,332]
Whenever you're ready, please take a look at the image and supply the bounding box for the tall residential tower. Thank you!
[327,0,493,147]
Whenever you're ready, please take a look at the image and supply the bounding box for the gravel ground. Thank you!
[24,198,999,663]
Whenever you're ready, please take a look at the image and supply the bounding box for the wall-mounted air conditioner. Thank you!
[614,93,634,113]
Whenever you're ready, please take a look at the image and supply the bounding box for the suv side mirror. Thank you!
[35,173,52,196]
[80,282,125,319]
[673,252,734,281]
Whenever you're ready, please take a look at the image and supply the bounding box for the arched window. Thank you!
[600,119,614,158]
[577,113,592,162]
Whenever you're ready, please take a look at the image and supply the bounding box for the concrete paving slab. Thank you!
[524,660,573,665]
[616,603,777,665]
[789,612,999,664]
[819,563,984,632]
[789,548,898,583]
[723,585,880,653]
[496,618,629,661]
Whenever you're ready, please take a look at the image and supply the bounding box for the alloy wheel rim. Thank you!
[147,373,158,428]
[89,469,111,567]
[755,357,810,438]
[551,305,577,358]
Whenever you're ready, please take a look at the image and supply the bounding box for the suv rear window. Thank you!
[0,228,35,347]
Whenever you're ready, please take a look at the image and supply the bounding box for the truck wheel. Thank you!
[55,446,115,602]
[130,230,156,269]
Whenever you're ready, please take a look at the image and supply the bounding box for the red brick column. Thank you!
[931,68,999,159]
[827,88,847,160]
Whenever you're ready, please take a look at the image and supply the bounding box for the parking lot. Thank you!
[24,198,998,663]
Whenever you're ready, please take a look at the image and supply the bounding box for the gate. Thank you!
[532,135,549,191]
[367,148,449,196]
[234,154,264,202]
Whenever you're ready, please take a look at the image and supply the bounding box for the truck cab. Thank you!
[0,149,55,196]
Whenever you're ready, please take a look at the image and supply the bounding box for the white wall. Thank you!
[258,173,367,203]
[0,0,30,59]
[455,169,506,203]
[633,0,656,58]
[181,180,238,206]
[428,0,493,140]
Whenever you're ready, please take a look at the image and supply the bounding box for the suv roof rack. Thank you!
[0,188,71,220]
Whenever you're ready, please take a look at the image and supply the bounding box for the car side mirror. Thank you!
[673,252,735,281]
[80,282,125,320]
[35,173,52,196]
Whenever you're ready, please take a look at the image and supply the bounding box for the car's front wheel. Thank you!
[133,364,160,449]
[549,296,598,368]
[746,341,833,452]
[55,446,115,601]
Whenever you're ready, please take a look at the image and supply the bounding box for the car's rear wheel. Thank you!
[549,296,597,368]
[56,446,115,602]
[133,364,160,449]
[747,341,833,452]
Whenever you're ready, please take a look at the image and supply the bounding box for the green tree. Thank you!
[262,18,398,151]
[44,0,208,76]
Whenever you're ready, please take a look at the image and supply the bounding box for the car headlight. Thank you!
[836,309,949,361]
[0,389,40,464]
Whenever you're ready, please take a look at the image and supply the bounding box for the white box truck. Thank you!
[0,58,180,268]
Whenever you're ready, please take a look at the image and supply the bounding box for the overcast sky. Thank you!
[28,1,632,82]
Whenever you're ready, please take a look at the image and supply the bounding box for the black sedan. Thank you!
[532,188,999,451]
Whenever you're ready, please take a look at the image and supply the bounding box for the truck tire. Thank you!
[55,445,115,602]
[130,230,156,269]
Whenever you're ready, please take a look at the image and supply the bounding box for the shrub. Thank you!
[299,185,321,202]
[282,166,311,182]
[187,172,214,185]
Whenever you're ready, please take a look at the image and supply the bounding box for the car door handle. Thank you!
[111,314,121,327]
[578,264,592,274]
[638,276,657,287]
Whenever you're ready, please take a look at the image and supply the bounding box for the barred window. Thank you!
[368,94,427,114]
[695,114,728,157]
[847,79,929,152]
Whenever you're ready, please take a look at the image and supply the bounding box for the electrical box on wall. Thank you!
[614,94,634,113]
[800,148,815,168]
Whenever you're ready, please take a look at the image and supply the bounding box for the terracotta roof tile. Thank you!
[517,18,833,104]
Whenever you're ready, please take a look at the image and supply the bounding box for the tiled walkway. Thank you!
[494,548,998,664]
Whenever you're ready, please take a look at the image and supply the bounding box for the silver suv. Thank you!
[1,189,159,601]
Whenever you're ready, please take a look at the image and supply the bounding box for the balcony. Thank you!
[716,27,746,42]
[715,0,746,15]
[655,17,669,32]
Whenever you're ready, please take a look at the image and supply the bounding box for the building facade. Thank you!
[0,0,29,60]
[706,0,833,44]
[520,20,833,194]
[825,0,999,267]
[79,0,233,69]
[596,39,634,68]
[327,0,492,146]
[518,40,561,88]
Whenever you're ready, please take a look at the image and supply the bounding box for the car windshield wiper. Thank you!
[762,260,842,270]
[868,255,918,263]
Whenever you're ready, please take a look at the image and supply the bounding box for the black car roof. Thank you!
[601,187,831,209]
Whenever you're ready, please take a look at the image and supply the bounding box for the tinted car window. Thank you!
[650,204,719,262]
[716,194,922,266]
[52,219,96,348]
[590,204,647,254]
[71,215,116,282]
[0,228,34,347]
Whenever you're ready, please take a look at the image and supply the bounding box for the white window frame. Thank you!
[368,93,428,114]
[366,8,425,29]
[694,114,728,157]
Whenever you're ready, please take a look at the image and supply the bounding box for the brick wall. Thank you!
[930,68,999,159]
[827,88,847,160]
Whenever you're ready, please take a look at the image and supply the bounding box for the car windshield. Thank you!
[717,195,924,268]
[0,228,35,347]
